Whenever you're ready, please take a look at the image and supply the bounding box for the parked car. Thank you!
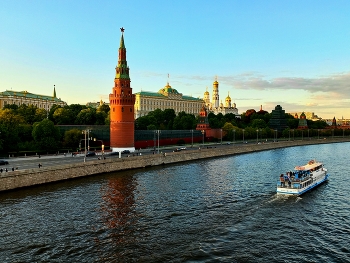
[86,151,96,157]
[0,160,9,165]
[121,150,130,154]
[174,148,181,152]
[180,147,187,150]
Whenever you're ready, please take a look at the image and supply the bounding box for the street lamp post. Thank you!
[156,130,161,154]
[201,130,205,146]
[242,129,245,143]
[82,129,92,162]
[82,130,87,162]
[191,129,193,148]
[289,130,290,141]
[256,129,259,144]
[88,130,92,152]
[94,138,104,156]
[220,129,222,144]
[275,129,278,142]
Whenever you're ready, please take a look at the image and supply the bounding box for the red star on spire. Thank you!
[120,27,125,32]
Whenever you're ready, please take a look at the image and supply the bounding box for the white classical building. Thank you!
[203,78,240,117]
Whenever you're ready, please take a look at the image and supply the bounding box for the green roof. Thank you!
[0,90,64,102]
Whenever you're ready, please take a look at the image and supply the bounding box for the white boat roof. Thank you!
[294,160,322,171]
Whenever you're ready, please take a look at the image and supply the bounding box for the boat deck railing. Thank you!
[277,174,313,189]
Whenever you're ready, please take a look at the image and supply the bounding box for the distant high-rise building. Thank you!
[268,105,288,132]
[109,28,136,152]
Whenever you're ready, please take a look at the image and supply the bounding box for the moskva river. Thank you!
[1,142,350,262]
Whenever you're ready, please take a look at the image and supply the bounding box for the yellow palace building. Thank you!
[134,81,204,118]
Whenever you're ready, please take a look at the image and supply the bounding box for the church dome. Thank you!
[225,92,231,101]
[158,83,179,94]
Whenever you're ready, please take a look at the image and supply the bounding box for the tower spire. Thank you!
[119,27,125,48]
[116,27,129,80]
[53,84,56,98]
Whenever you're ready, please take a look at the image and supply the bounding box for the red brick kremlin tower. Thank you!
[109,28,135,152]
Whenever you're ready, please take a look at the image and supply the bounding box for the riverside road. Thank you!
[1,142,233,171]
[1,137,349,172]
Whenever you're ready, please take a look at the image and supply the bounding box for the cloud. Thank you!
[218,71,350,98]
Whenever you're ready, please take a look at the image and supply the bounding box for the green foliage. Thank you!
[53,107,75,124]
[135,108,183,130]
[63,129,82,148]
[75,108,97,125]
[97,104,110,114]
[147,124,157,130]
[95,111,107,125]
[32,119,61,151]
[307,120,328,129]
[251,119,267,129]
[0,108,25,152]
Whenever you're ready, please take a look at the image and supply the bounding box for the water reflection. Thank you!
[98,172,137,254]
[0,143,350,262]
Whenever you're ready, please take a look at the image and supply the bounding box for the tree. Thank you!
[34,108,48,122]
[17,104,38,124]
[97,103,110,114]
[0,109,25,152]
[75,108,96,125]
[53,108,75,125]
[222,122,235,140]
[32,119,61,152]
[251,119,267,129]
[95,111,107,125]
[63,129,82,149]
[48,104,61,122]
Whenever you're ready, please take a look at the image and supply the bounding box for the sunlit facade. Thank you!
[0,87,66,110]
[134,82,203,119]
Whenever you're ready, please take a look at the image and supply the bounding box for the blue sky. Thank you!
[1,0,350,119]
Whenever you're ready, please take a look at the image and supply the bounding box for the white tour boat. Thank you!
[277,159,329,196]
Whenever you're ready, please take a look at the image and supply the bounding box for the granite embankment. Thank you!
[1,138,349,192]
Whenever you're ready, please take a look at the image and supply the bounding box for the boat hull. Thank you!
[277,174,329,196]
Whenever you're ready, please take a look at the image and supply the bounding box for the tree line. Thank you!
[135,107,331,141]
[0,103,336,155]
[0,103,110,154]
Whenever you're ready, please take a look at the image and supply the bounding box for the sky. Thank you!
[1,0,350,119]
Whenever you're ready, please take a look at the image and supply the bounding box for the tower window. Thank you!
[122,107,124,112]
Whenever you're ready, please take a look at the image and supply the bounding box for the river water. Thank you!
[1,142,349,263]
